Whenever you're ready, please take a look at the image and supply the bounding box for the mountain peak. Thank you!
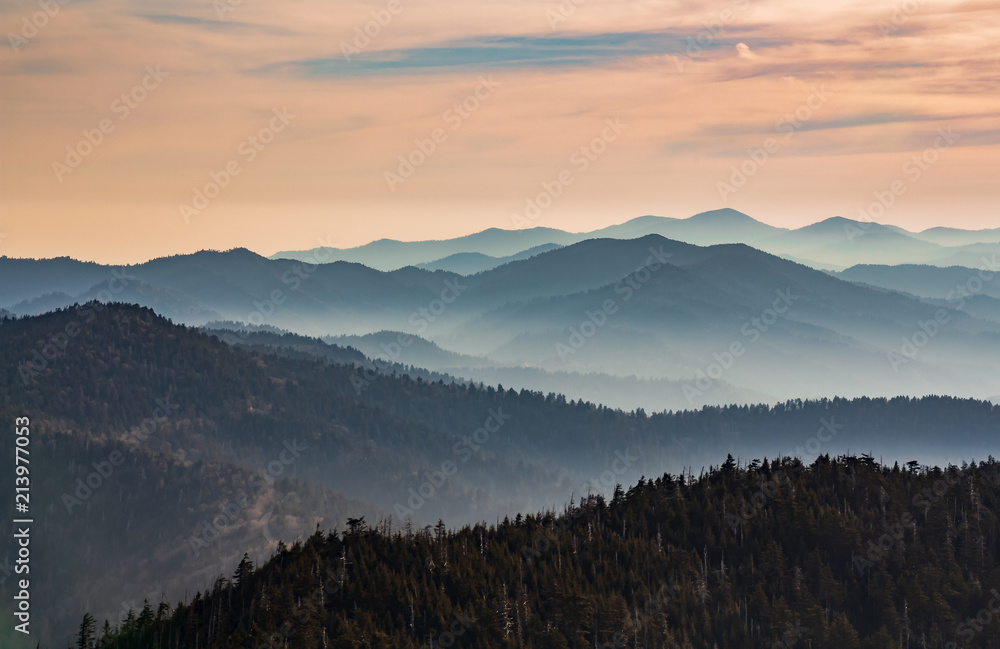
[803,216,891,233]
[688,208,758,223]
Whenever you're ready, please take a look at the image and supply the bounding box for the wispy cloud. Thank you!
[138,13,297,35]
[704,111,1000,139]
[0,59,75,75]
[264,31,750,76]
[1,0,998,262]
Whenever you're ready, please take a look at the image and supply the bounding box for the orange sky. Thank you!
[1,0,997,263]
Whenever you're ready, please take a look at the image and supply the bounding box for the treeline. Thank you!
[5,304,1000,645]
[89,455,1000,649]
[5,304,1000,487]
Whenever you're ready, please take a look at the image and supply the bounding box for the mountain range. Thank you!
[4,212,1000,645]
[4,227,1000,411]
[272,209,1000,272]
[4,304,1000,646]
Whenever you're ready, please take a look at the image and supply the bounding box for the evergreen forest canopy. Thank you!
[86,454,1000,649]
[2,303,999,647]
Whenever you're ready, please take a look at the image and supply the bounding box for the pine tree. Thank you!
[77,613,96,649]
[233,552,254,589]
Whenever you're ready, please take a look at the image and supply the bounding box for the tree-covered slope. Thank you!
[3,303,1000,647]
[94,455,1000,649]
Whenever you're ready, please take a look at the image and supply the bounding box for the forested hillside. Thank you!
[0,422,372,647]
[6,233,1000,410]
[3,304,1000,646]
[92,455,1000,649]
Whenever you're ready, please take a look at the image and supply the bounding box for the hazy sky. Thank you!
[1,0,997,263]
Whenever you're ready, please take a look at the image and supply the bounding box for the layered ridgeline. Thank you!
[269,209,1000,271]
[4,233,1000,411]
[89,455,1000,649]
[3,305,1000,645]
[837,264,1000,325]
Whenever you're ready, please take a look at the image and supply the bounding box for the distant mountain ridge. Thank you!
[271,209,1000,271]
[416,243,563,274]
[5,233,1000,408]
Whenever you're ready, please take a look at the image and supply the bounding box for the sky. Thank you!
[1,0,997,263]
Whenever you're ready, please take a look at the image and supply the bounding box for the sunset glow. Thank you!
[2,0,998,263]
